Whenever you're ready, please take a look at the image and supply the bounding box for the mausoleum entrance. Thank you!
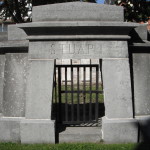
[52,59,105,142]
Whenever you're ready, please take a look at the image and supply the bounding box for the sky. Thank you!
[97,0,105,4]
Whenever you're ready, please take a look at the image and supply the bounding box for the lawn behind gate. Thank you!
[0,143,149,150]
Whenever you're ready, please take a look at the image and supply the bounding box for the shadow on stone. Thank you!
[135,118,150,150]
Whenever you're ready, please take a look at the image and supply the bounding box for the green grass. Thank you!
[0,143,142,150]
[53,84,104,104]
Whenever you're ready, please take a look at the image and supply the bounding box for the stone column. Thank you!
[3,54,28,117]
[0,53,28,142]
[0,55,5,117]
[132,52,150,142]
[102,57,138,142]
[21,58,55,144]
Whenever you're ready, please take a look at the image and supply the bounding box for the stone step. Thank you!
[59,127,102,143]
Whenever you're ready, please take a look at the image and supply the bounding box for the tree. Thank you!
[0,0,96,23]
[115,0,150,22]
[0,0,32,23]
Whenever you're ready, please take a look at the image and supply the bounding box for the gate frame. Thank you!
[54,63,102,125]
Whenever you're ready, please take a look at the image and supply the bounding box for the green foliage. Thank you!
[0,0,32,23]
[115,0,150,22]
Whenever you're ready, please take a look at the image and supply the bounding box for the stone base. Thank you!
[20,119,55,144]
[0,117,23,142]
[59,127,102,143]
[102,117,138,143]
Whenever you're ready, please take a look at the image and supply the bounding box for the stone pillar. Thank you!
[0,55,5,117]
[3,54,28,117]
[0,53,28,142]
[132,53,150,142]
[133,53,150,116]
[102,58,138,143]
[21,58,55,144]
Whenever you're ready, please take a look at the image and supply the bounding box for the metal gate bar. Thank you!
[55,63,102,125]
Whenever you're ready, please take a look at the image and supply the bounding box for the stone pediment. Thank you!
[32,2,124,22]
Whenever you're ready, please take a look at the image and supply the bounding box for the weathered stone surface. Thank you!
[0,55,5,116]
[3,54,28,117]
[21,119,55,144]
[133,54,150,116]
[0,32,8,41]
[32,2,124,22]
[26,60,54,119]
[131,24,148,42]
[0,117,23,142]
[29,41,128,59]
[102,117,138,143]
[8,24,27,41]
[59,127,102,143]
[102,58,133,118]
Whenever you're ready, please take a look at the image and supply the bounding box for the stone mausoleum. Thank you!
[0,2,150,144]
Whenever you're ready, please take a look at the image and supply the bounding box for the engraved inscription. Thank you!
[49,43,95,55]
[49,44,56,54]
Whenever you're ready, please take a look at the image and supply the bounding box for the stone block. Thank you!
[133,54,150,116]
[3,54,28,117]
[0,32,8,41]
[8,24,27,41]
[102,117,138,143]
[32,2,123,22]
[26,59,54,119]
[20,119,55,144]
[102,58,133,118]
[0,55,5,115]
[59,127,102,143]
[0,117,22,142]
[29,41,128,59]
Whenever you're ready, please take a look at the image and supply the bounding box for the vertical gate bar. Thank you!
[77,66,80,122]
[95,66,99,122]
[89,60,92,122]
[54,60,57,121]
[58,66,62,123]
[71,64,74,121]
[99,59,103,89]
[65,67,68,122]
[83,66,86,122]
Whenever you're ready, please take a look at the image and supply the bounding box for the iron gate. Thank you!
[53,62,103,125]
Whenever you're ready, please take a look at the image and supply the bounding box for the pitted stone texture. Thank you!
[0,55,5,115]
[59,127,102,143]
[0,32,8,41]
[102,59,133,118]
[102,117,138,143]
[0,117,22,142]
[3,54,28,117]
[8,24,27,41]
[29,41,128,59]
[26,60,54,119]
[133,54,150,116]
[33,2,123,22]
[21,119,55,144]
